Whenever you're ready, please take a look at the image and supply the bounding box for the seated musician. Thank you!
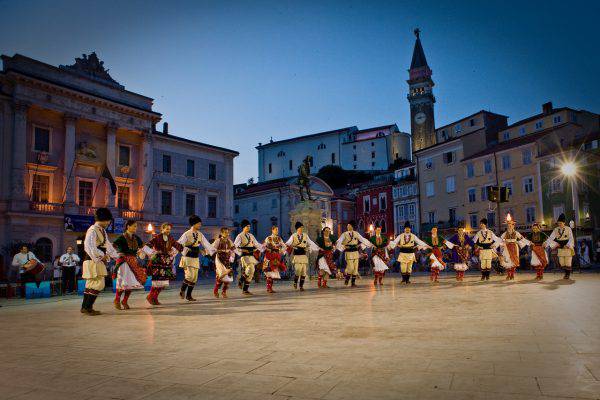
[11,245,44,296]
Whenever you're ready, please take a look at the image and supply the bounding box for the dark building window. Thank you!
[78,181,93,207]
[234,204,239,214]
[117,186,129,209]
[35,237,53,263]
[289,160,293,170]
[185,193,195,216]
[31,174,49,202]
[186,160,195,177]
[331,153,336,163]
[208,196,217,218]
[371,151,375,159]
[118,145,130,167]
[161,191,172,215]
[449,208,456,223]
[268,163,272,173]
[162,155,171,173]
[209,163,217,180]
[34,127,50,152]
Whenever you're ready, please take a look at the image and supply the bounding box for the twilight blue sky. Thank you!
[1,0,598,183]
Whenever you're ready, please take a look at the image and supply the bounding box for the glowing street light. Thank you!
[146,223,154,234]
[560,161,577,177]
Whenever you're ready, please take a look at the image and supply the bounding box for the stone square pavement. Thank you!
[1,272,600,400]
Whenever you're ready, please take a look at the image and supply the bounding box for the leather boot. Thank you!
[87,295,101,315]
[242,282,252,295]
[299,276,306,291]
[214,281,222,298]
[344,274,350,286]
[122,290,131,310]
[350,275,357,287]
[180,283,188,299]
[186,285,196,301]
[293,275,299,290]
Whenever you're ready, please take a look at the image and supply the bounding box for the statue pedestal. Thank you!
[289,201,323,279]
[289,200,323,239]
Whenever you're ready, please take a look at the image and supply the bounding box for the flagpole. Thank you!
[140,169,157,212]
[61,157,77,203]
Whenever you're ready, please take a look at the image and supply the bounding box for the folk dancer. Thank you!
[59,246,80,294]
[544,213,575,279]
[81,208,119,315]
[112,220,146,310]
[263,226,287,293]
[423,226,446,283]
[234,219,264,295]
[499,217,530,280]
[473,218,503,280]
[370,224,390,286]
[316,227,337,288]
[528,222,549,280]
[388,221,430,284]
[144,223,184,305]
[286,222,320,291]
[444,222,474,281]
[11,245,44,297]
[212,227,236,298]
[177,215,216,301]
[336,221,373,287]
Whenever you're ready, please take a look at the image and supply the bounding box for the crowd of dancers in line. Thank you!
[71,207,574,315]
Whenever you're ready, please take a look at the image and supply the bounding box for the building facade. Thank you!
[392,163,420,236]
[355,175,394,236]
[330,195,355,238]
[0,53,237,263]
[461,103,599,235]
[256,124,411,182]
[234,176,334,240]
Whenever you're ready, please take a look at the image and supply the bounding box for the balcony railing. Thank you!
[30,202,64,214]
[120,209,143,219]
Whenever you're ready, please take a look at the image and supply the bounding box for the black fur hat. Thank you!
[94,207,113,222]
[189,215,202,226]
[295,221,303,230]
[241,219,251,228]
[557,213,566,223]
[404,221,411,229]
[480,218,488,226]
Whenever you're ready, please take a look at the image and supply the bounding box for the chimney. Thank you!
[162,122,169,135]
[542,102,553,115]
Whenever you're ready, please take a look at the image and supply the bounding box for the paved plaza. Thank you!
[1,272,600,400]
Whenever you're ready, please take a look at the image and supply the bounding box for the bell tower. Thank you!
[407,28,435,152]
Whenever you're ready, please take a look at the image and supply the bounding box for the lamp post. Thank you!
[560,161,579,269]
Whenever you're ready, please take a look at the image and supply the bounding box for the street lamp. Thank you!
[560,160,579,268]
[560,161,577,177]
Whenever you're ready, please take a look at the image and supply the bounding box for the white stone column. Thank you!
[11,101,29,210]
[106,122,117,208]
[224,155,234,224]
[141,129,154,218]
[63,114,78,207]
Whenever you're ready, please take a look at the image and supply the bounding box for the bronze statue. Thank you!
[297,156,313,201]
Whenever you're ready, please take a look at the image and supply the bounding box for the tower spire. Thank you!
[410,28,429,71]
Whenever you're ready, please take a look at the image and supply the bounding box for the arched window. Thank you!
[35,237,53,262]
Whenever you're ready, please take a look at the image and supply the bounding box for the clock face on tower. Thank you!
[414,112,427,125]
